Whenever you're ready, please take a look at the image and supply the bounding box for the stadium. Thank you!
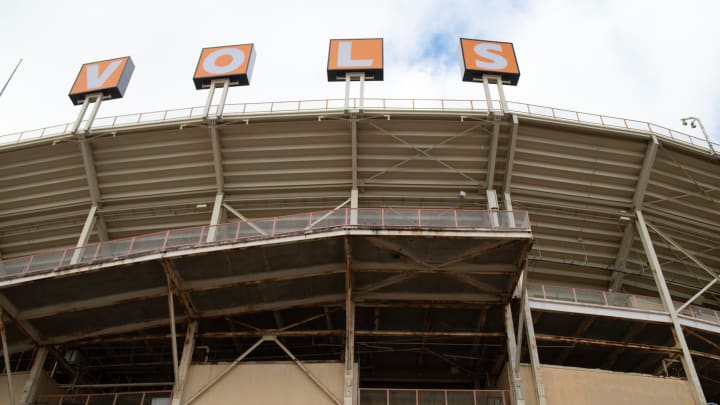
[0,42,719,405]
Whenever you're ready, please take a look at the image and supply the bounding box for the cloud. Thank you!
[0,0,718,144]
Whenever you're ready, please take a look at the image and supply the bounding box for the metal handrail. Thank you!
[0,208,531,281]
[528,283,720,327]
[1,98,716,154]
[359,388,508,405]
[33,390,172,405]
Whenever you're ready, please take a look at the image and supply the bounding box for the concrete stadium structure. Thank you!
[0,97,719,404]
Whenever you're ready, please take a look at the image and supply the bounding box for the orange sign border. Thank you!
[69,56,135,105]
[459,38,520,85]
[193,44,256,89]
[327,38,384,81]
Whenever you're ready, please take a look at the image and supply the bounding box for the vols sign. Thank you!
[69,57,135,105]
[460,39,520,85]
[194,44,256,89]
[327,38,383,81]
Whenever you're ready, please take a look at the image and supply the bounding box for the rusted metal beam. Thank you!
[161,259,197,319]
[535,334,680,353]
[555,317,595,364]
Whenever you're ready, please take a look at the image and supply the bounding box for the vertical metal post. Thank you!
[0,308,15,405]
[482,76,493,112]
[504,192,516,228]
[522,292,546,405]
[358,73,365,111]
[167,274,179,386]
[495,77,509,113]
[216,79,231,118]
[83,94,104,133]
[350,114,359,226]
[504,305,524,405]
[344,75,352,111]
[71,93,102,134]
[344,237,355,405]
[203,81,217,118]
[18,347,48,405]
[635,210,706,404]
[171,321,198,405]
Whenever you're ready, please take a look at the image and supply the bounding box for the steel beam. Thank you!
[70,205,98,264]
[209,122,224,193]
[222,202,267,235]
[502,114,519,193]
[162,260,197,319]
[555,317,594,364]
[18,347,48,405]
[185,336,269,405]
[609,136,658,290]
[646,220,720,284]
[343,237,355,405]
[77,132,109,242]
[0,294,43,344]
[206,193,224,242]
[0,308,15,405]
[522,292,546,405]
[504,304,525,405]
[635,210,706,404]
[171,321,198,405]
[485,120,500,191]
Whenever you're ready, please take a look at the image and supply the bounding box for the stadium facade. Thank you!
[0,94,719,405]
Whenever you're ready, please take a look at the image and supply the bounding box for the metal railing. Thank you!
[33,390,171,405]
[528,284,720,327]
[0,208,530,280]
[1,98,716,153]
[359,388,508,405]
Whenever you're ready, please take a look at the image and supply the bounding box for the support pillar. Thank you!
[18,347,48,405]
[344,238,355,405]
[167,274,179,385]
[0,308,15,405]
[171,321,198,405]
[522,292,546,405]
[635,210,706,404]
[206,193,224,242]
[70,205,98,265]
[504,304,524,405]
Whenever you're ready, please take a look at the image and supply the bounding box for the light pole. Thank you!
[681,116,717,156]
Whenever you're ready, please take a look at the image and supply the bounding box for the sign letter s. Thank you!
[473,43,508,70]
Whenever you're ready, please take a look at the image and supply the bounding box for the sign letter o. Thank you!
[203,48,246,75]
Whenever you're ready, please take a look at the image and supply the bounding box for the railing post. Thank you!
[235,222,242,241]
[127,237,136,256]
[162,230,170,251]
[58,249,68,268]
[454,210,458,228]
[24,255,34,274]
[308,212,313,229]
[417,208,422,227]
[271,217,277,236]
[91,243,102,262]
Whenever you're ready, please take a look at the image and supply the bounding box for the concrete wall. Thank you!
[516,364,694,405]
[0,371,62,405]
[182,361,357,405]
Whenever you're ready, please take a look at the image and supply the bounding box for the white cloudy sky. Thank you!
[1,0,719,145]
